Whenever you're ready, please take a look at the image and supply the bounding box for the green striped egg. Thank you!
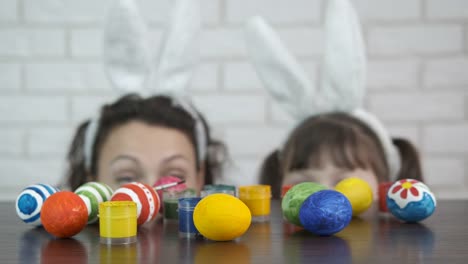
[75,182,113,224]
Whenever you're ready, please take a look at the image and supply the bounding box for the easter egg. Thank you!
[193,193,251,241]
[335,177,373,216]
[75,182,113,224]
[40,191,88,238]
[111,182,160,225]
[387,179,436,222]
[15,184,59,226]
[281,182,327,226]
[299,190,352,236]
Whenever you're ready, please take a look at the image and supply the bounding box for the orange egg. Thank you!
[40,191,88,238]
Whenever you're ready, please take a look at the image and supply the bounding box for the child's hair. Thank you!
[64,93,226,191]
[260,112,423,198]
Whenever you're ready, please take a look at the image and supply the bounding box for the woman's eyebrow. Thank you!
[161,154,190,164]
[109,155,142,167]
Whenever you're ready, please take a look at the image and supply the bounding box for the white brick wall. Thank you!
[27,127,73,157]
[226,0,321,24]
[427,0,468,19]
[0,129,24,156]
[191,63,219,92]
[23,0,109,24]
[367,59,420,90]
[423,124,468,153]
[0,0,17,22]
[0,96,67,122]
[25,62,111,92]
[368,25,463,55]
[0,63,21,91]
[424,57,468,87]
[368,92,464,122]
[1,0,467,200]
[193,95,266,124]
[353,0,421,21]
[0,28,65,57]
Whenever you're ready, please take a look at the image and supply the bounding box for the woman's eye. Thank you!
[161,171,185,180]
[115,176,137,185]
[114,171,141,185]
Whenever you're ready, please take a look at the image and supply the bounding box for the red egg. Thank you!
[40,191,88,238]
[111,182,160,225]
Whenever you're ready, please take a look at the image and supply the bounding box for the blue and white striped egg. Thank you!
[387,179,436,223]
[15,184,59,226]
[75,182,113,224]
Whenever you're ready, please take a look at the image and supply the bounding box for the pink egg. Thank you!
[153,176,187,202]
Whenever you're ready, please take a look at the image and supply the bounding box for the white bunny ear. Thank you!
[320,0,366,111]
[244,16,315,121]
[103,0,151,94]
[150,0,201,96]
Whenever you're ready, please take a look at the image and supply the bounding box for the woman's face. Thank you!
[96,121,203,193]
[281,163,379,199]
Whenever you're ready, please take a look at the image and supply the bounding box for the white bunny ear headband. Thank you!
[244,0,401,180]
[84,0,205,171]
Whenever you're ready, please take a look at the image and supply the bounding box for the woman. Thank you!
[64,94,225,193]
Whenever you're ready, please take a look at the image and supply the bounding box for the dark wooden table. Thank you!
[1,200,467,263]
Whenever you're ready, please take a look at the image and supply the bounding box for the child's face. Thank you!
[281,164,378,199]
[96,120,202,193]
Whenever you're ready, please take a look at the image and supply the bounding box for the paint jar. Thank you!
[178,197,202,238]
[281,185,293,198]
[238,185,271,222]
[163,189,197,221]
[203,184,237,197]
[163,191,179,221]
[99,201,137,245]
[378,182,393,213]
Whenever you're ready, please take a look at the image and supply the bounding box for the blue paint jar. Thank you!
[178,197,202,238]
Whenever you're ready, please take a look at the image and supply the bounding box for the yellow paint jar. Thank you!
[238,185,271,222]
[99,201,137,244]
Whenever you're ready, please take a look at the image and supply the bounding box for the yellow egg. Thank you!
[193,193,251,241]
[335,177,373,216]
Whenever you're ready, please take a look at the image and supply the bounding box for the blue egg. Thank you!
[299,190,353,236]
[15,184,59,226]
[386,179,436,223]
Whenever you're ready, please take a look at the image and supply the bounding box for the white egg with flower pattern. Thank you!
[386,179,436,222]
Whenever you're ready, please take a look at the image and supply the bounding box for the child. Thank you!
[244,0,423,199]
[62,0,226,193]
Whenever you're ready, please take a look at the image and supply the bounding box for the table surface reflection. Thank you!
[1,200,467,263]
